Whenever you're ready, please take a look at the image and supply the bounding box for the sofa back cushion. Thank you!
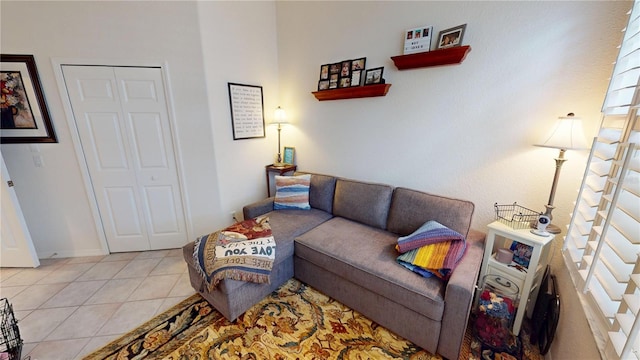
[333,179,394,229]
[387,187,474,237]
[295,172,337,213]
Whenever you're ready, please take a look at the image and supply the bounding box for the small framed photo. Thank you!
[437,24,466,49]
[318,80,330,91]
[350,70,362,87]
[329,74,339,89]
[510,241,533,268]
[283,146,295,165]
[339,77,351,88]
[364,67,384,85]
[351,57,366,71]
[329,63,341,75]
[319,64,330,80]
[340,60,352,78]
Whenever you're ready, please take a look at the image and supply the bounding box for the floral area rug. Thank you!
[85,278,543,360]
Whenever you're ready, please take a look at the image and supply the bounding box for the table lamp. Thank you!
[272,106,288,167]
[534,113,589,234]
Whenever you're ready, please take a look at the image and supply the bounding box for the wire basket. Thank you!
[0,298,22,360]
[494,202,540,230]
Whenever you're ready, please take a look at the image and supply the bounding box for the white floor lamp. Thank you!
[534,113,589,234]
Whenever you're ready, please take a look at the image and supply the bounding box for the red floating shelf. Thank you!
[312,83,391,101]
[391,45,471,70]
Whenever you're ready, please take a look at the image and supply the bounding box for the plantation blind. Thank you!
[564,1,640,359]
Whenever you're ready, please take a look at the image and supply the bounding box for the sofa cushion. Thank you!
[387,187,474,237]
[274,174,311,210]
[332,179,393,229]
[309,174,337,213]
[294,217,446,321]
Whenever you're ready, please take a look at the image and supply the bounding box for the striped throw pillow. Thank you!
[274,174,311,210]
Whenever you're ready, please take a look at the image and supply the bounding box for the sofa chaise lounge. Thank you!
[183,172,485,359]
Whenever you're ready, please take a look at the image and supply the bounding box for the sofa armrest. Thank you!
[438,229,486,359]
[243,197,275,219]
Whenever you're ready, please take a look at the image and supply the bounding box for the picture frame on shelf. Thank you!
[340,60,351,78]
[437,24,466,49]
[1,54,57,143]
[351,57,366,71]
[350,70,362,87]
[329,63,340,75]
[329,74,339,89]
[364,67,384,85]
[403,25,433,54]
[283,146,295,165]
[319,64,330,80]
[339,77,351,88]
[318,80,330,91]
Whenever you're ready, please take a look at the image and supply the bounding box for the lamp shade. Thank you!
[535,113,588,150]
[272,106,288,125]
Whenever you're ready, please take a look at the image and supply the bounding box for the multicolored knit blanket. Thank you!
[193,215,275,290]
[396,220,466,280]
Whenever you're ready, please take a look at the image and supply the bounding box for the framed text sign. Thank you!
[228,83,265,140]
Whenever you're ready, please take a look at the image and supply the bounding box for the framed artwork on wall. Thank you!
[228,82,265,140]
[1,54,57,143]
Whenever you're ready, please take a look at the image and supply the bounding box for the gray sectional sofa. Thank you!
[183,172,485,359]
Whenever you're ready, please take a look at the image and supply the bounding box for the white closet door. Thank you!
[62,65,187,252]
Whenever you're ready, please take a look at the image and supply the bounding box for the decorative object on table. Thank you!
[531,214,552,237]
[475,274,521,356]
[494,202,541,230]
[404,25,433,54]
[1,54,57,143]
[271,106,288,166]
[365,67,384,85]
[228,82,265,140]
[283,146,295,165]
[437,24,467,49]
[496,248,514,264]
[534,113,588,234]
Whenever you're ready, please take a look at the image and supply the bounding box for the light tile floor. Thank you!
[0,249,196,360]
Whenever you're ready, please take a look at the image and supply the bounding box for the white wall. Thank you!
[274,1,629,359]
[197,1,281,217]
[0,1,281,257]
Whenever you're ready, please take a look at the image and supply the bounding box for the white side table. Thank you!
[478,221,555,335]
